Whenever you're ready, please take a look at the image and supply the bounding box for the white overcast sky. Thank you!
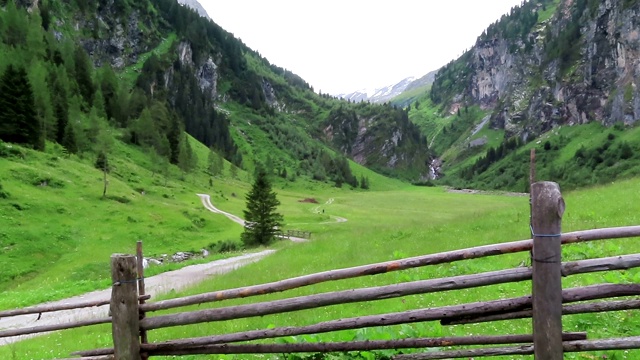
[198,1,522,95]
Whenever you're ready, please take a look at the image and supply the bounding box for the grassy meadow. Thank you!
[1,137,640,359]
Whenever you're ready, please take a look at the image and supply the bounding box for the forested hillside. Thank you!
[0,0,431,186]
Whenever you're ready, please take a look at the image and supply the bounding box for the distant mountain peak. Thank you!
[177,0,210,19]
[336,76,424,104]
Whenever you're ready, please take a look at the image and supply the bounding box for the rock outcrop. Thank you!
[432,0,640,139]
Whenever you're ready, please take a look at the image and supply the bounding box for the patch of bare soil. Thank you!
[298,198,319,203]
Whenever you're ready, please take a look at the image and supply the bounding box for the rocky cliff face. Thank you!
[322,105,430,176]
[433,0,640,139]
[175,41,219,100]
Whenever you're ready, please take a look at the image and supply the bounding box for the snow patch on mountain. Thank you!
[177,0,210,19]
[336,76,417,103]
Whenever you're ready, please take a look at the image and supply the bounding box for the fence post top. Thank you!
[531,182,565,219]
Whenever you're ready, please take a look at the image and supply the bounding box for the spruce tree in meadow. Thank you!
[241,170,283,247]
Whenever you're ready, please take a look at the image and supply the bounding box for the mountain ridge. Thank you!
[177,0,210,19]
[335,75,417,103]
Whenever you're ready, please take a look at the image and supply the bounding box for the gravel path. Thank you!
[0,250,274,345]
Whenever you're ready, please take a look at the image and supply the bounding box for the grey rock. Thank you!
[448,0,640,137]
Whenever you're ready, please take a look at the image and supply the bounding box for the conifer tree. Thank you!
[61,121,78,154]
[3,1,29,48]
[28,61,55,144]
[0,64,41,149]
[241,170,283,247]
[178,135,197,174]
[73,45,95,108]
[49,66,70,144]
[207,147,224,176]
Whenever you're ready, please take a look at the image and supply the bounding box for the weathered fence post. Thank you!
[136,241,149,360]
[110,254,142,360]
[530,181,565,359]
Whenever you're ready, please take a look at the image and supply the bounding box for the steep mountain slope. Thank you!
[431,0,640,135]
[391,69,438,108]
[409,0,640,190]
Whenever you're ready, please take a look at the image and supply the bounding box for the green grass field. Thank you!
[1,136,640,360]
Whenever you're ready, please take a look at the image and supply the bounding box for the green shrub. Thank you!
[103,195,131,204]
[208,240,242,253]
[0,141,25,159]
[31,176,65,188]
[0,182,8,199]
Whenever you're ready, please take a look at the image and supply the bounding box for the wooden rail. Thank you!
[285,229,311,239]
[139,225,640,313]
[144,333,588,357]
[139,255,640,330]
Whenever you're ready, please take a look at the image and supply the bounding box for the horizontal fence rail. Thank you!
[75,283,640,357]
[0,300,110,318]
[445,299,640,325]
[0,317,111,339]
[0,295,149,319]
[140,225,640,313]
[143,333,588,356]
[138,254,640,330]
[394,336,640,360]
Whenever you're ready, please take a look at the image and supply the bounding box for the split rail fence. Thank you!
[285,229,312,239]
[2,181,640,359]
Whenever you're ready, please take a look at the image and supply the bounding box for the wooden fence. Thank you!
[2,181,640,359]
[285,229,312,239]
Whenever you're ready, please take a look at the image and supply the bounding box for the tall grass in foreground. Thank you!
[2,178,640,359]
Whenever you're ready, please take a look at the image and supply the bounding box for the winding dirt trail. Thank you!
[198,193,246,226]
[197,194,310,242]
[310,198,348,224]
[0,250,274,346]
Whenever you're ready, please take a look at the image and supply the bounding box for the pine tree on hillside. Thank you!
[28,61,55,144]
[49,66,70,144]
[241,170,283,247]
[73,45,95,108]
[61,121,78,154]
[3,1,29,48]
[177,135,198,174]
[0,64,42,149]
